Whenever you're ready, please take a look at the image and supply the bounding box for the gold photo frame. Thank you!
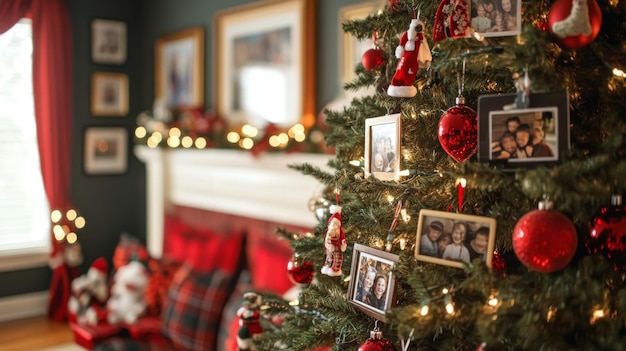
[347,243,399,322]
[90,72,128,116]
[155,27,204,110]
[215,0,316,129]
[365,114,401,181]
[415,209,496,269]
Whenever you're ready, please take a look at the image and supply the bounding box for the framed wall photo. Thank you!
[365,114,401,181]
[155,27,204,110]
[347,243,399,322]
[469,0,521,37]
[415,210,496,269]
[215,0,316,129]
[91,19,127,64]
[91,72,128,116]
[477,91,570,169]
[339,1,382,85]
[83,127,128,175]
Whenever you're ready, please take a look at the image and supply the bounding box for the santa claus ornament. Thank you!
[237,292,263,351]
[321,204,347,277]
[387,13,432,98]
[548,0,602,50]
[586,194,626,270]
[512,199,578,273]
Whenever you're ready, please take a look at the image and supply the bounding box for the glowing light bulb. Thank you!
[445,302,455,315]
[51,210,62,223]
[420,304,429,316]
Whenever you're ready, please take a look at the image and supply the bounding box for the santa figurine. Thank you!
[387,18,431,98]
[321,205,347,277]
[68,257,110,325]
[236,292,263,351]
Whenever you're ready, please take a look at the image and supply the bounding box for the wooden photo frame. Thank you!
[415,210,496,269]
[91,18,127,64]
[83,127,128,175]
[477,91,570,169]
[155,27,204,110]
[91,72,128,116]
[365,114,401,181]
[347,243,399,322]
[215,0,316,129]
[469,0,522,37]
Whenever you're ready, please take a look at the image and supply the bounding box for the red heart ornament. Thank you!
[438,99,478,163]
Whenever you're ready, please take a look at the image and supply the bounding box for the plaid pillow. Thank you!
[161,264,235,351]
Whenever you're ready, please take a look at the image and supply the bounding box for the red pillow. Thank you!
[246,229,294,294]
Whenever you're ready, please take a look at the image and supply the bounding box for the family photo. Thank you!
[348,244,398,320]
[415,210,496,268]
[470,0,521,36]
[489,107,558,161]
[365,114,401,181]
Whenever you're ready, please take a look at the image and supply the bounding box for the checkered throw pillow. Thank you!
[161,265,234,351]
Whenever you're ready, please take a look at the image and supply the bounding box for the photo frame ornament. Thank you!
[364,113,402,181]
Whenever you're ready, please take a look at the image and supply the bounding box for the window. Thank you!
[0,20,50,270]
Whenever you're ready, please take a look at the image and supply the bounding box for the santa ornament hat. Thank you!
[88,257,109,281]
[328,205,345,240]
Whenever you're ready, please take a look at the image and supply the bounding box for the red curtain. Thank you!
[0,0,75,322]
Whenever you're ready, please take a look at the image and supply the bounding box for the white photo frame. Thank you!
[365,114,401,181]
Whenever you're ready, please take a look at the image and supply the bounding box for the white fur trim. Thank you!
[329,204,342,214]
[387,85,417,98]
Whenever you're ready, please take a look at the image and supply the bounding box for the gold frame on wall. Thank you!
[90,72,128,117]
[214,0,316,130]
[83,127,128,175]
[155,27,204,110]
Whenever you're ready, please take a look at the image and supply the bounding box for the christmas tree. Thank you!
[254,0,626,350]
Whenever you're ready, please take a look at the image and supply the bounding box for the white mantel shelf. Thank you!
[134,146,332,258]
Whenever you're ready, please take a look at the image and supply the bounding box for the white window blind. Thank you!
[0,19,50,261]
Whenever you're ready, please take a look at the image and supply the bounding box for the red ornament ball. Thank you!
[287,258,315,285]
[362,48,385,71]
[438,98,478,163]
[586,195,626,269]
[512,202,578,273]
[548,0,602,50]
[358,329,394,351]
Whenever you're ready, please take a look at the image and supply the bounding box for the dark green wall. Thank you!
[0,0,370,299]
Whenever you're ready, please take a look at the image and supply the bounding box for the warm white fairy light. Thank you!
[74,216,86,229]
[456,177,467,188]
[65,209,77,221]
[66,232,78,244]
[590,308,605,324]
[445,301,455,315]
[349,160,362,167]
[53,225,66,241]
[51,210,62,223]
[135,126,147,138]
[167,136,180,148]
[240,138,254,150]
[488,296,499,307]
[195,137,207,149]
[241,124,258,137]
[278,133,289,145]
[442,287,450,294]
[269,135,280,147]
[387,195,395,203]
[613,68,626,78]
[420,304,429,316]
[181,136,193,148]
[169,127,181,137]
[227,132,241,143]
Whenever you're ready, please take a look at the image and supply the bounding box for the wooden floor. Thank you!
[0,316,76,351]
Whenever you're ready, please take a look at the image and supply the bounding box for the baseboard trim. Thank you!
[0,290,48,322]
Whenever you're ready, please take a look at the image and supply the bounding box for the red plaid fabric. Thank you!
[161,265,235,351]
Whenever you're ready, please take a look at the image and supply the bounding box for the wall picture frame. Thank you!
[91,18,127,64]
[83,127,128,175]
[155,27,204,110]
[347,243,399,322]
[365,113,401,181]
[91,72,128,116]
[215,0,316,130]
[415,209,497,269]
[477,91,570,169]
[339,1,382,85]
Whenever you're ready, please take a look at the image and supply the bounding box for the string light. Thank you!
[420,304,429,316]
[613,68,626,78]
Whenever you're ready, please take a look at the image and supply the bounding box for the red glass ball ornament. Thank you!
[287,258,315,285]
[548,0,602,50]
[586,195,626,269]
[512,201,578,273]
[362,48,385,71]
[358,328,394,351]
[438,97,478,163]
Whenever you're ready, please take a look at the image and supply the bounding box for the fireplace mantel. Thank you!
[134,146,332,257]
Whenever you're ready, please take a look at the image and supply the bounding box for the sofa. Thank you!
[70,205,309,351]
